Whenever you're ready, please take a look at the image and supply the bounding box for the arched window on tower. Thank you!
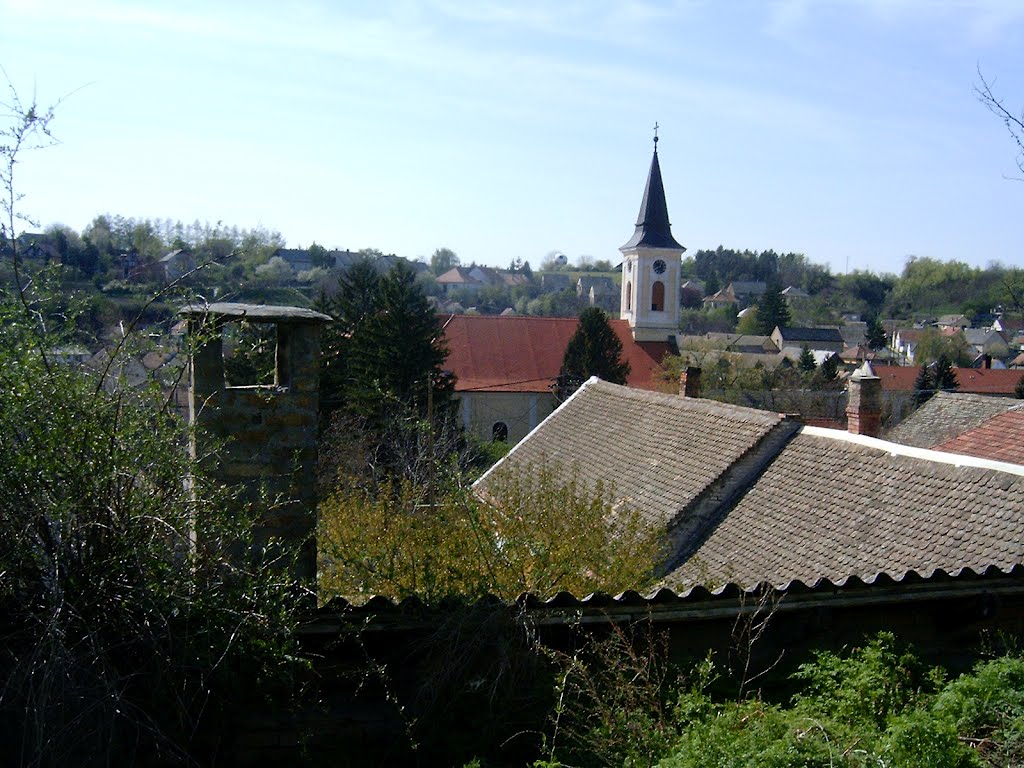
[651,281,665,311]
[492,421,508,442]
[626,282,632,311]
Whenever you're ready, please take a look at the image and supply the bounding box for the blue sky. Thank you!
[2,0,1023,276]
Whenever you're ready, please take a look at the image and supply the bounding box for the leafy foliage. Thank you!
[544,631,1010,768]
[318,465,663,603]
[0,280,303,765]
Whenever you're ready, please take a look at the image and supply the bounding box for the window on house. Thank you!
[651,281,665,312]
[626,282,632,311]
[492,421,509,442]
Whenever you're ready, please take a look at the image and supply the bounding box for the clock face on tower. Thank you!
[653,259,667,275]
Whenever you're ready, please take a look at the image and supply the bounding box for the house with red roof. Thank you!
[440,133,685,445]
[442,314,670,444]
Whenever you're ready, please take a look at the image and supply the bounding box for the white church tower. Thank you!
[619,129,685,342]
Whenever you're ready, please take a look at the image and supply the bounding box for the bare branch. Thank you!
[975,65,1024,180]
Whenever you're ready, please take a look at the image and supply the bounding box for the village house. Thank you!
[441,314,669,444]
[439,134,685,443]
[474,368,1024,646]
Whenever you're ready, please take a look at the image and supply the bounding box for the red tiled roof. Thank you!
[441,314,670,393]
[933,408,1024,464]
[872,365,1024,395]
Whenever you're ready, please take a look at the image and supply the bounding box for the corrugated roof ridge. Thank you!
[801,424,1024,476]
[313,564,1024,615]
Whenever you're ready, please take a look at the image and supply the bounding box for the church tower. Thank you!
[619,129,685,342]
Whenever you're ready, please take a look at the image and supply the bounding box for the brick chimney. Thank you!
[846,361,882,438]
[679,366,702,398]
[181,302,331,585]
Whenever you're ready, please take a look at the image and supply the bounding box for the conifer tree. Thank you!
[818,352,839,382]
[866,316,888,350]
[316,258,382,426]
[798,344,816,374]
[754,283,791,335]
[934,353,959,392]
[343,261,450,423]
[559,307,630,398]
[913,364,935,406]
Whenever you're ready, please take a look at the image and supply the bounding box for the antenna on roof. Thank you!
[653,121,659,151]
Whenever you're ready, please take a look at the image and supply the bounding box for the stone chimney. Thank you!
[679,366,702,398]
[181,302,331,585]
[846,361,882,438]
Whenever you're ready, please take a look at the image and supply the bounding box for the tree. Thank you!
[817,353,839,384]
[318,465,662,602]
[430,246,459,276]
[913,328,971,367]
[753,283,791,335]
[1,84,301,763]
[976,67,1024,179]
[797,344,816,374]
[308,241,333,268]
[934,353,959,393]
[1016,373,1024,400]
[913,364,935,407]
[345,261,450,419]
[866,316,888,350]
[559,307,630,398]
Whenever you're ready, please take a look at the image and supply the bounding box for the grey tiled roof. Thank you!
[667,428,1024,589]
[776,326,845,344]
[477,378,789,531]
[885,392,1019,448]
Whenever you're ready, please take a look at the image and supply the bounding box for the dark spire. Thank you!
[619,132,685,252]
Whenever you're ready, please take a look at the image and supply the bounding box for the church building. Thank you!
[619,131,686,342]
[442,135,682,444]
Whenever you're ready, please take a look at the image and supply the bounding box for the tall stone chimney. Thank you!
[846,361,882,438]
[181,302,331,584]
[679,366,702,398]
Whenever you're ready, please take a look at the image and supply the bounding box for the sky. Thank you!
[2,0,1023,276]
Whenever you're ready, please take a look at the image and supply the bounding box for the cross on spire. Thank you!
[653,121,659,150]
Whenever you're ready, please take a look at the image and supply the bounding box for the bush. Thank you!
[0,282,304,765]
[318,464,663,603]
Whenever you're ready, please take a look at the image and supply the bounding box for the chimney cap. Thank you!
[178,302,332,324]
[850,360,879,381]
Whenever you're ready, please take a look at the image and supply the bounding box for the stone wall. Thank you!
[184,303,330,583]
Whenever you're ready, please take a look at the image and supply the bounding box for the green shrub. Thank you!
[791,632,944,730]
[934,655,1024,767]
[0,281,304,765]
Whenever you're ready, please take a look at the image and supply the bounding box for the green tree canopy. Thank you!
[934,353,960,392]
[430,247,459,276]
[560,307,630,397]
[866,316,888,350]
[754,283,792,335]
[797,344,816,373]
[913,364,935,407]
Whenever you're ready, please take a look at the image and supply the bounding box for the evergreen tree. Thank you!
[913,364,935,407]
[798,344,817,374]
[559,307,630,398]
[934,353,960,392]
[818,352,839,382]
[344,261,451,423]
[865,316,888,350]
[754,283,792,335]
[316,258,383,426]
